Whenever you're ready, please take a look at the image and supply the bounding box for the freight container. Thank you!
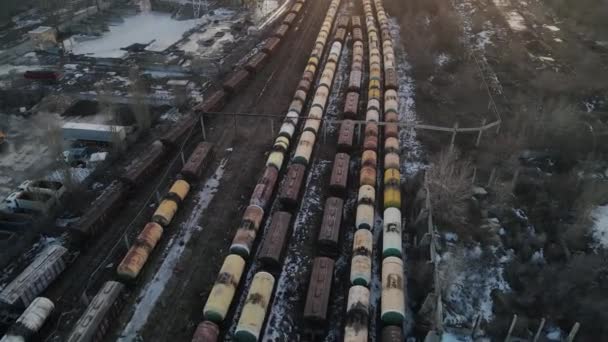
[337,16,350,29]
[230,205,265,258]
[160,115,196,147]
[197,90,226,113]
[245,52,269,73]
[350,229,372,286]
[257,211,292,271]
[334,28,346,43]
[317,197,344,256]
[361,150,377,168]
[290,2,303,14]
[278,163,306,209]
[152,198,178,226]
[181,142,214,182]
[337,120,355,153]
[273,24,290,39]
[223,69,250,93]
[262,37,281,55]
[234,272,275,342]
[66,281,125,342]
[283,12,297,26]
[366,108,380,122]
[191,321,219,342]
[1,297,54,341]
[381,257,406,325]
[353,28,364,42]
[250,166,279,210]
[329,153,350,197]
[0,244,67,308]
[69,181,126,238]
[343,92,360,119]
[363,135,378,151]
[351,16,362,28]
[203,254,246,323]
[344,285,369,342]
[303,257,335,325]
[121,140,166,186]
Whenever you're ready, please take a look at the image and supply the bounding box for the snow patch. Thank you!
[591,205,608,250]
[504,11,527,32]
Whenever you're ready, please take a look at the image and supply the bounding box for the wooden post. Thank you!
[476,118,487,147]
[450,122,459,152]
[504,314,518,342]
[200,115,206,141]
[233,113,237,137]
[511,168,520,193]
[487,168,496,188]
[567,322,580,342]
[532,318,546,342]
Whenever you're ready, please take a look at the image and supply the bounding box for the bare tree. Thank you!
[427,149,473,227]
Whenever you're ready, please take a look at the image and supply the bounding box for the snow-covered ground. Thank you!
[388,18,426,179]
[439,243,512,329]
[591,204,608,250]
[64,12,204,58]
[118,156,229,340]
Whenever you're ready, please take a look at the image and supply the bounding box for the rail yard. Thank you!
[1,0,608,340]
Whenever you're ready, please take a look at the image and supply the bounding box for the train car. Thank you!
[1,297,54,341]
[203,254,246,323]
[293,131,316,166]
[262,37,281,55]
[348,70,362,92]
[384,152,400,170]
[283,12,297,26]
[0,244,68,307]
[382,326,403,342]
[69,181,127,238]
[361,150,377,168]
[234,272,275,342]
[230,204,265,258]
[384,123,399,139]
[383,207,402,258]
[160,115,197,148]
[337,16,350,29]
[266,151,285,171]
[385,137,399,154]
[120,141,166,186]
[381,257,406,325]
[350,229,372,286]
[257,211,292,271]
[334,28,347,43]
[191,321,219,342]
[303,257,335,331]
[337,120,355,153]
[351,16,362,28]
[244,52,269,73]
[152,198,178,227]
[278,163,306,209]
[250,165,280,210]
[116,222,163,280]
[273,24,290,39]
[223,69,250,93]
[181,142,214,182]
[384,169,401,209]
[363,134,378,151]
[317,197,344,257]
[290,2,303,14]
[329,153,350,197]
[343,92,360,119]
[359,166,376,188]
[66,281,125,342]
[353,27,364,42]
[196,89,227,114]
[344,285,369,342]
